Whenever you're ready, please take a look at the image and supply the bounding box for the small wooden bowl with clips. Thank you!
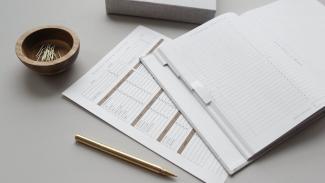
[15,25,80,75]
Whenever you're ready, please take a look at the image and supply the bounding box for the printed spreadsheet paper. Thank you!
[63,26,227,183]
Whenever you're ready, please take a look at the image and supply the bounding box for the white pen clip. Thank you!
[141,38,169,66]
[155,49,169,66]
[190,81,213,105]
[154,48,181,77]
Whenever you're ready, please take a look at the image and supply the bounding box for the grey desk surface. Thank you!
[1,0,325,182]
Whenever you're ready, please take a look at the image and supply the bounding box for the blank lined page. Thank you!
[241,0,325,107]
[160,15,325,153]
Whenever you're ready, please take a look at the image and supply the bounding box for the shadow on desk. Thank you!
[106,14,197,38]
[258,115,325,160]
[227,116,325,182]
[21,62,79,98]
[74,141,177,182]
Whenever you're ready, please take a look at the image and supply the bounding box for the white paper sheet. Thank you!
[63,26,227,183]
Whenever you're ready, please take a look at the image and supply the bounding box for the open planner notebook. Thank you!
[141,0,325,174]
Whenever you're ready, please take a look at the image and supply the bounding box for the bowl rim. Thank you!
[15,25,80,66]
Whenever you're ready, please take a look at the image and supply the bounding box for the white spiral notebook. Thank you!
[141,0,325,174]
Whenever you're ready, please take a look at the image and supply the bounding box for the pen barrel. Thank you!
[75,135,173,176]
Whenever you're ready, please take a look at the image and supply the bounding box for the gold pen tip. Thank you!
[163,170,177,177]
[169,173,177,177]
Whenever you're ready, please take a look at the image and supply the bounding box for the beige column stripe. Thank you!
[97,38,163,106]
[177,129,196,154]
[157,112,181,142]
[97,62,141,106]
[131,89,163,127]
[146,39,164,55]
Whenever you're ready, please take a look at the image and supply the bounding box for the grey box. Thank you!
[105,0,217,24]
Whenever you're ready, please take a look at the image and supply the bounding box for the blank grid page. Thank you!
[161,15,325,153]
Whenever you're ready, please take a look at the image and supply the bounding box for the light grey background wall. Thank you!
[1,0,325,183]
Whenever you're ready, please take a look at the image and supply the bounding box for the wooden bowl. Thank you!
[15,25,80,75]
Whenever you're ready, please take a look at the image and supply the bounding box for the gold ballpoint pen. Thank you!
[75,134,176,177]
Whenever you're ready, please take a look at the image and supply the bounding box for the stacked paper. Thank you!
[105,0,217,24]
